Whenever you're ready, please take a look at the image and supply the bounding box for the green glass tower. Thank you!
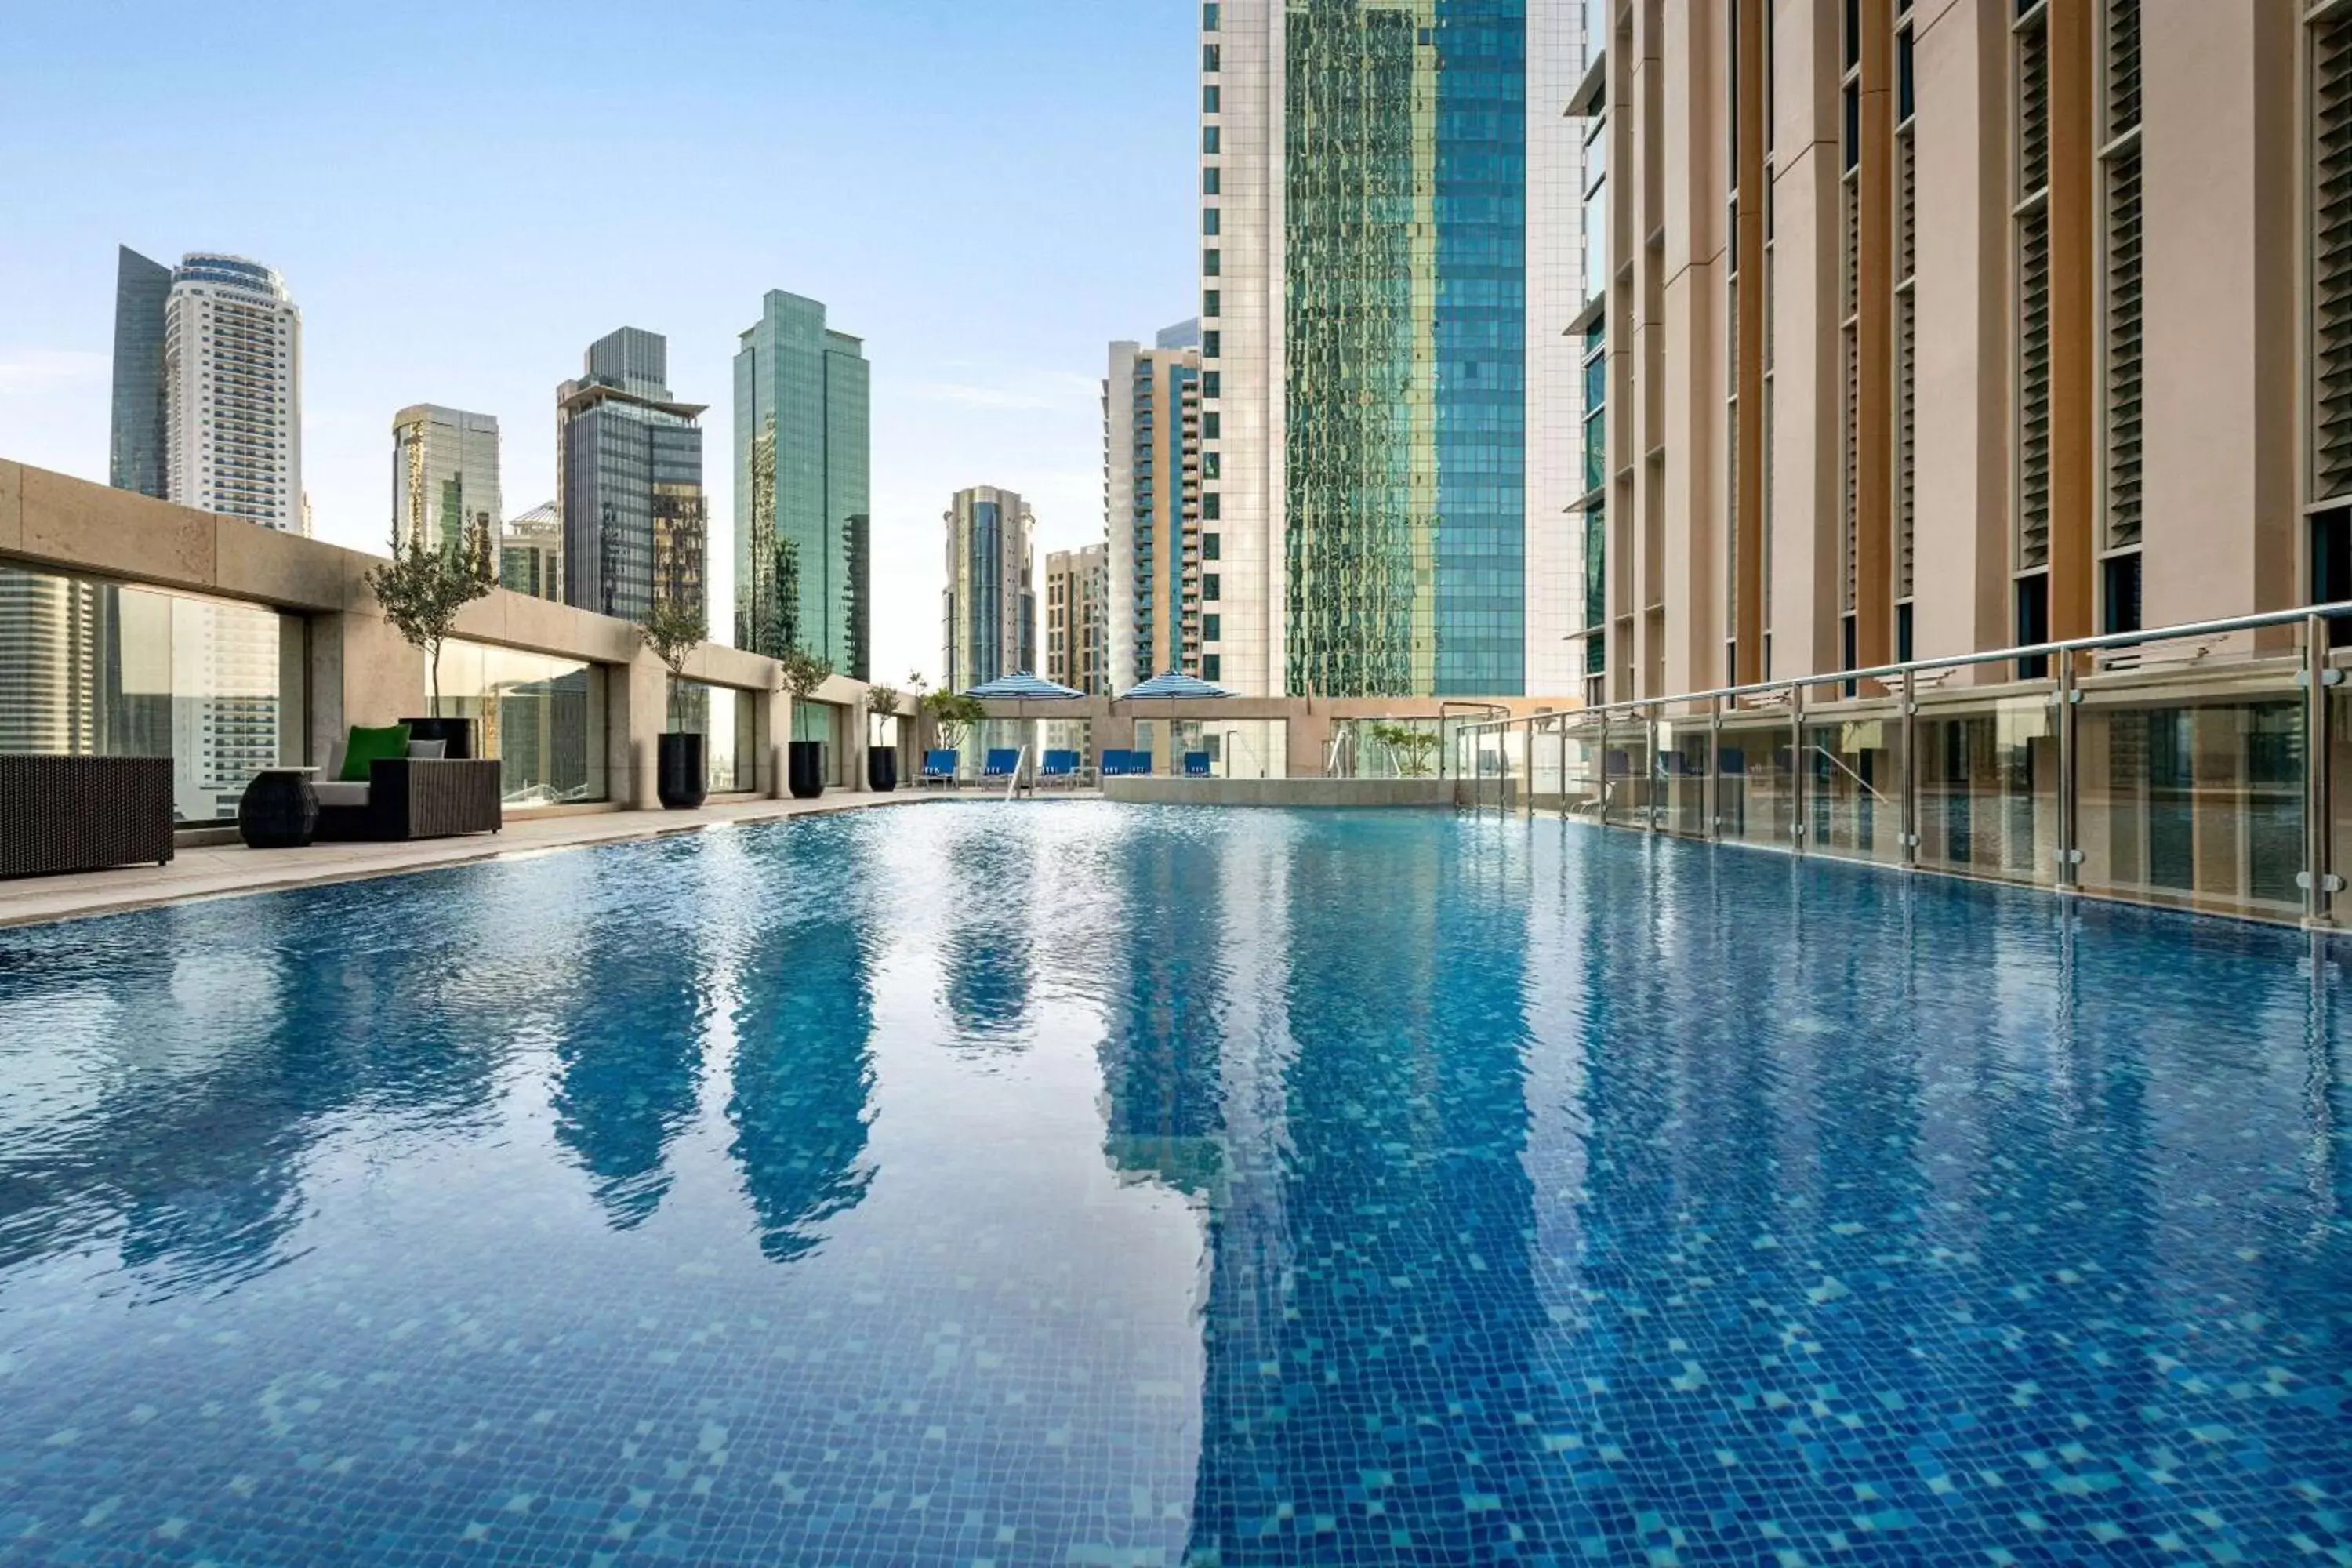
[733,291,871,677]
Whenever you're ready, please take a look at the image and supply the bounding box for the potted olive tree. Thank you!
[365,516,497,757]
[863,678,906,793]
[639,595,709,810]
[778,646,835,800]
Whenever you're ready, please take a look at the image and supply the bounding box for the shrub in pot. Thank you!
[864,680,906,792]
[640,596,709,811]
[366,516,496,760]
[779,647,834,800]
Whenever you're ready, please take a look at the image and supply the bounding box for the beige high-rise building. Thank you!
[1580,0,2332,704]
[1044,544,1108,696]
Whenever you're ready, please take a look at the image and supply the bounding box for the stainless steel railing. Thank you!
[1460,601,2350,929]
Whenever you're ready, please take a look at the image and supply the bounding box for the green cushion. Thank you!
[339,723,412,782]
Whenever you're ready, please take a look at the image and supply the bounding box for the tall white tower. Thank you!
[162,254,304,534]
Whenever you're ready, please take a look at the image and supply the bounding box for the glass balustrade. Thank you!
[1458,607,2347,928]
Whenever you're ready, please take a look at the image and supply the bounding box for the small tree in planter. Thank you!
[920,688,986,754]
[1369,720,1443,779]
[638,596,709,810]
[365,515,497,755]
[778,646,835,799]
[862,680,906,792]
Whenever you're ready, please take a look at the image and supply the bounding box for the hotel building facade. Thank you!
[942,486,1036,693]
[1577,0,2332,702]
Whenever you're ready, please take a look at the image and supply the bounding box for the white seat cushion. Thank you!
[312,781,370,808]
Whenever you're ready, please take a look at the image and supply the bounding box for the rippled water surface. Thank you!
[1,804,2347,1565]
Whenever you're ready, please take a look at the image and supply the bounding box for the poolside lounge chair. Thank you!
[1182,751,1211,778]
[1099,750,1129,777]
[313,731,502,843]
[920,750,960,788]
[1127,752,1154,776]
[1038,749,1082,788]
[982,749,1021,785]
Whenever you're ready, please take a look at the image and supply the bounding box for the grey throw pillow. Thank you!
[407,739,449,760]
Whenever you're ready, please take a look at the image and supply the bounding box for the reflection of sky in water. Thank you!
[0,805,2346,1565]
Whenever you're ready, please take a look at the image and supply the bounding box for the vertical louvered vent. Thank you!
[1843,325,1860,612]
[2103,0,2143,549]
[2312,10,2352,501]
[1727,270,1741,637]
[2016,8,2053,569]
[1897,125,1917,599]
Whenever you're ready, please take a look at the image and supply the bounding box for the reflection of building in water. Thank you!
[1098,818,1230,1194]
[550,901,706,1228]
[1181,818,1573,1562]
[941,826,1035,1044]
[727,851,877,1261]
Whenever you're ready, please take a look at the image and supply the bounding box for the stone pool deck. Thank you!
[0,790,1076,930]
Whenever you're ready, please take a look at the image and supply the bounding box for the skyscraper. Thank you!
[109,247,172,499]
[557,328,707,622]
[733,291,871,677]
[113,252,306,532]
[391,405,501,553]
[1044,543,1109,696]
[1197,0,1584,697]
[941,486,1036,692]
[499,502,563,602]
[1105,322,1207,691]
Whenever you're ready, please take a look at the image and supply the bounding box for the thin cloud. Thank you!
[0,349,107,396]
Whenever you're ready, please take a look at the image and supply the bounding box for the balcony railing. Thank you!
[1459,601,2350,928]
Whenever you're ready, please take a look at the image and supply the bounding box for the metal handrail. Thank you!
[1462,599,2352,736]
[1457,600,2347,928]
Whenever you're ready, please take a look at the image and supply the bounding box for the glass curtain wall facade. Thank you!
[941,487,1036,692]
[557,329,707,625]
[733,291,872,677]
[1210,0,1541,697]
[438,639,608,808]
[0,564,299,824]
[392,405,502,553]
[109,246,172,499]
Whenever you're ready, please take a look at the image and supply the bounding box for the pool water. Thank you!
[1,804,2347,1566]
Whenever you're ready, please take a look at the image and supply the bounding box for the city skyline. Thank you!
[0,1,1197,690]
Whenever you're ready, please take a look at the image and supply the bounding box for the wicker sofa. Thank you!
[313,757,503,843]
[1,755,176,878]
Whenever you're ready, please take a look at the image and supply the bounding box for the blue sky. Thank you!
[0,0,1197,686]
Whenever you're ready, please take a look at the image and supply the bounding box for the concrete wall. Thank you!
[0,459,905,809]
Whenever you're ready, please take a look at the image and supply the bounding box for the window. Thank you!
[1203,533,1221,561]
[1203,208,1221,235]
[1202,451,1221,477]
[1202,654,1221,682]
[1203,2,1219,28]
[1203,166,1221,195]
[1203,249,1221,276]
[2101,552,2143,634]
[1203,331,1221,359]
[1201,492,1221,519]
[1203,412,1221,439]
[1203,125,1221,154]
[1203,43,1220,71]
[1203,85,1221,114]
[1203,572,1221,601]
[1202,371,1221,398]
[1203,289,1221,318]
[1203,614,1221,641]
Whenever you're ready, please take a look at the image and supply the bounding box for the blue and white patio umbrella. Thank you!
[960,672,1085,702]
[1119,670,1233,701]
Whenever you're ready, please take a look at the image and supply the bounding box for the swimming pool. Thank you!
[0,803,2344,1565]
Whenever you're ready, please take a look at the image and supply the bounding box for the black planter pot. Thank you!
[866,745,898,793]
[657,732,708,810]
[787,740,826,800]
[401,715,477,759]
